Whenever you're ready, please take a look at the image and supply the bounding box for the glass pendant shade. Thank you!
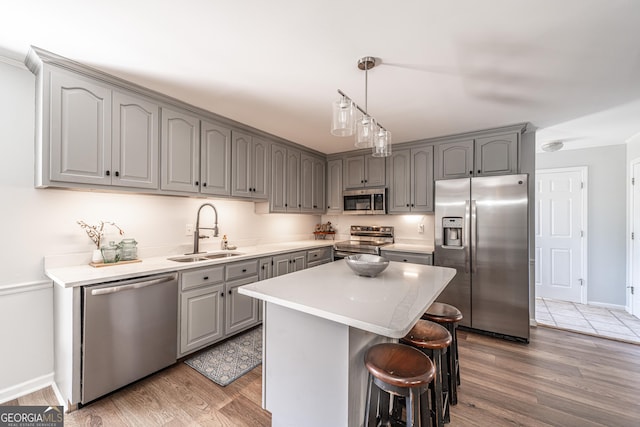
[372,128,392,157]
[355,115,375,148]
[331,96,355,136]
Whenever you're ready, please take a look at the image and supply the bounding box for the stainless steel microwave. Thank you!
[343,188,386,215]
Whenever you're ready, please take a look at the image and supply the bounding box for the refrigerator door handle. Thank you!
[465,200,471,273]
[471,199,477,273]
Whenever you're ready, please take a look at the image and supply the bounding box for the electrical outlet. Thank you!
[186,224,194,236]
[418,223,424,234]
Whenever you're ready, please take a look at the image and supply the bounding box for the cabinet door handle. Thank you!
[115,171,120,177]
[203,276,209,280]
[105,170,110,176]
[242,268,247,273]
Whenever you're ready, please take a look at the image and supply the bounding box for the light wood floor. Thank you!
[4,326,640,426]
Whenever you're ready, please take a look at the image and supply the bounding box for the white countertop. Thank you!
[239,261,455,338]
[45,240,334,288]
[381,243,434,254]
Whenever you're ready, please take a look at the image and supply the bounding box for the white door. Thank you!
[535,167,587,303]
[630,160,640,316]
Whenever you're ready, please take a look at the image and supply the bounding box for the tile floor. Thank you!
[536,297,640,344]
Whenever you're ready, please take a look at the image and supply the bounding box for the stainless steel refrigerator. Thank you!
[434,174,530,341]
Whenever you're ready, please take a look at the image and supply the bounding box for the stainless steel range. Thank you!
[333,225,394,259]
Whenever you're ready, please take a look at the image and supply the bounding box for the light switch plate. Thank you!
[186,224,194,236]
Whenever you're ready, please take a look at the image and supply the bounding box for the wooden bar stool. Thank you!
[364,343,435,427]
[422,302,463,405]
[401,319,452,427]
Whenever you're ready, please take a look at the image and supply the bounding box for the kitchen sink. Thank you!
[167,252,242,263]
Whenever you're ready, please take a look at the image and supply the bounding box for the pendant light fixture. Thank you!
[331,56,392,156]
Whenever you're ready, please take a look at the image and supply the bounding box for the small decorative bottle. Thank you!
[221,235,228,250]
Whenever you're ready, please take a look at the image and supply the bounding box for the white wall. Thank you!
[320,213,435,244]
[537,145,627,306]
[0,59,320,399]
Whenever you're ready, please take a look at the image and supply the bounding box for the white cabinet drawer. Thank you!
[181,265,225,291]
[226,259,259,281]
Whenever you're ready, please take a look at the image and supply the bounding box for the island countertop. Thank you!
[239,260,456,338]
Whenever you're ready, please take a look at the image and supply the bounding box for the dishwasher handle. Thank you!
[91,274,176,296]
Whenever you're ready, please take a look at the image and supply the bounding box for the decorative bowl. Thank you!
[345,254,390,277]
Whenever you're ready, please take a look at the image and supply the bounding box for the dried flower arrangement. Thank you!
[77,220,125,249]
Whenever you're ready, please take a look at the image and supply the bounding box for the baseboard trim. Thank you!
[586,301,626,311]
[0,372,54,404]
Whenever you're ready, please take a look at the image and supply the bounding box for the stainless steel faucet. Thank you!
[192,203,219,254]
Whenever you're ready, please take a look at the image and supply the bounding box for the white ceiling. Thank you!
[2,0,639,154]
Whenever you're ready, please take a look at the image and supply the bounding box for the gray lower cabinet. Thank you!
[326,159,343,213]
[272,251,307,277]
[225,260,260,336]
[343,154,386,189]
[387,146,434,213]
[435,132,518,180]
[380,250,433,265]
[306,247,333,268]
[232,131,269,199]
[179,265,226,356]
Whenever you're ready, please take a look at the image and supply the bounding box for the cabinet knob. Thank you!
[203,182,207,187]
[261,265,265,270]
[221,293,224,298]
[411,204,414,207]
[203,276,209,280]
[403,259,408,262]
[195,181,199,186]
[242,268,247,273]
[477,170,481,174]
[115,171,120,177]
[285,203,288,207]
[105,170,110,176]
[364,179,368,183]
[361,180,364,183]
[298,204,301,208]
[228,290,232,295]
[469,171,473,175]
[406,204,409,207]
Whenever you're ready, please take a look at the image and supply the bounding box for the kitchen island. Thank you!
[239,260,456,427]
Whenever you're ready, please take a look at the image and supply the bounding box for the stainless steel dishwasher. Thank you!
[81,273,178,404]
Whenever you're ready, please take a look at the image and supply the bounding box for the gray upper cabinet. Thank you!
[434,132,518,180]
[270,144,287,212]
[312,157,326,213]
[232,132,269,199]
[48,69,159,189]
[112,91,159,189]
[201,121,231,196]
[161,107,200,193]
[49,70,112,186]
[387,146,434,213]
[286,149,301,212]
[301,154,325,213]
[474,132,518,176]
[344,154,386,189]
[326,159,343,214]
[434,139,474,180]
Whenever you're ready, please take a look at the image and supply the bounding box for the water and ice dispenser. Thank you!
[442,217,463,247]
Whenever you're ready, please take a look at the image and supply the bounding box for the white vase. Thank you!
[91,249,103,263]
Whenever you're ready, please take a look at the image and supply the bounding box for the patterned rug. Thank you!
[185,325,262,386]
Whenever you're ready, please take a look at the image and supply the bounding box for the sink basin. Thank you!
[167,255,209,263]
[203,253,240,260]
[167,252,243,263]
